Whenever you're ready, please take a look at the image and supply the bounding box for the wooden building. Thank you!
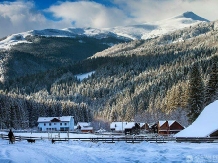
[124,122,140,135]
[158,121,170,135]
[168,121,185,134]
[157,120,184,135]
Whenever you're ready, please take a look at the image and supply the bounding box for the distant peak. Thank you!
[177,11,209,22]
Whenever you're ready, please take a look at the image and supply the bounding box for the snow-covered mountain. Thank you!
[0,12,208,50]
[108,11,209,40]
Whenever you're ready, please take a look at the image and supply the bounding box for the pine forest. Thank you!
[0,20,218,130]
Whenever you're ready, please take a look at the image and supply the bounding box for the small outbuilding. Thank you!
[77,122,93,133]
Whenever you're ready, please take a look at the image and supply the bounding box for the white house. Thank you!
[37,116,74,131]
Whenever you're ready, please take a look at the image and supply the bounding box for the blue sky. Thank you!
[0,0,218,38]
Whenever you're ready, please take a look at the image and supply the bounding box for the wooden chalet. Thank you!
[140,123,151,133]
[158,121,170,135]
[149,123,158,133]
[124,122,140,135]
[168,121,185,134]
[158,120,184,135]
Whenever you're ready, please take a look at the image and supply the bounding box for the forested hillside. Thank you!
[0,35,128,82]
[0,20,218,129]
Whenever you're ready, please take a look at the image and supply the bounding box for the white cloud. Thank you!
[46,1,132,28]
[112,0,218,22]
[0,0,218,38]
[0,1,70,38]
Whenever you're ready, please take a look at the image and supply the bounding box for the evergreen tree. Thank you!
[205,57,218,106]
[187,63,205,123]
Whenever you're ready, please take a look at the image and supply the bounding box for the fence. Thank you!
[1,133,218,143]
[176,137,218,143]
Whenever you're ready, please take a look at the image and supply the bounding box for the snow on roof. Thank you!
[110,122,127,131]
[158,121,167,127]
[139,123,145,128]
[158,120,178,127]
[77,122,91,127]
[37,116,73,122]
[110,122,141,130]
[125,122,136,129]
[77,122,93,130]
[168,120,176,127]
[175,100,218,137]
[81,126,93,130]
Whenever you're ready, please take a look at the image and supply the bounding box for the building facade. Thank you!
[158,120,184,135]
[37,116,74,131]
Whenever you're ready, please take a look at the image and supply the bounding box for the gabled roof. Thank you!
[37,116,73,123]
[77,122,93,130]
[168,120,176,127]
[139,123,146,128]
[158,121,168,127]
[158,120,178,127]
[77,122,91,127]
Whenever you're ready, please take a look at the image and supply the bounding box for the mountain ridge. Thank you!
[0,11,209,50]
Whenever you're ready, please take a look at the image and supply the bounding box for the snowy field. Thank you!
[0,133,218,163]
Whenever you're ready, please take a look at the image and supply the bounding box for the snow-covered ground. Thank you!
[0,137,218,163]
[75,71,95,81]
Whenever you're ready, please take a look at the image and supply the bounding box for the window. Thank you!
[49,123,51,126]
[65,123,67,126]
[60,123,62,126]
[44,123,46,126]
[54,123,56,125]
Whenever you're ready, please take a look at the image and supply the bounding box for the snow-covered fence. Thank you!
[51,136,176,144]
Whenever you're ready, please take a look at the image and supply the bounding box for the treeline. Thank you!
[0,92,92,129]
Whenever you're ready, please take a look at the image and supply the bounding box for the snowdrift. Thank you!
[175,100,218,137]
